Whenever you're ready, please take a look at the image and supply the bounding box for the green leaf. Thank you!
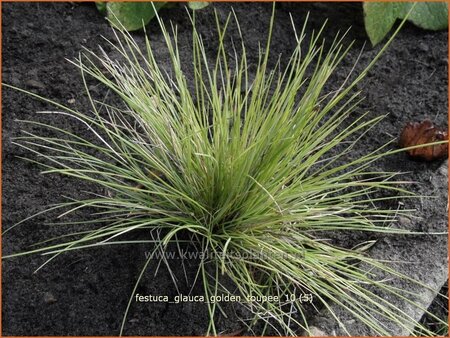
[403,2,448,30]
[364,2,448,46]
[188,2,209,10]
[96,2,107,15]
[363,3,398,46]
[106,2,166,32]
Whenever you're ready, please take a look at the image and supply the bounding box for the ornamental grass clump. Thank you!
[4,7,447,336]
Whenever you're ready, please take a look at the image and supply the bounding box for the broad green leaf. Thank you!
[363,3,398,46]
[364,2,448,46]
[403,2,448,30]
[188,2,209,10]
[96,2,107,15]
[106,2,166,32]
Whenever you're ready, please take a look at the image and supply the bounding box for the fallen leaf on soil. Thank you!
[398,119,448,161]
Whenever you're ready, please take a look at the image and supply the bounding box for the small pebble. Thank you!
[309,326,327,336]
[438,161,448,176]
[418,42,429,53]
[88,85,100,94]
[398,216,412,227]
[26,79,45,90]
[43,292,57,304]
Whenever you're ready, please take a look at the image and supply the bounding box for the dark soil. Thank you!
[2,2,448,336]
